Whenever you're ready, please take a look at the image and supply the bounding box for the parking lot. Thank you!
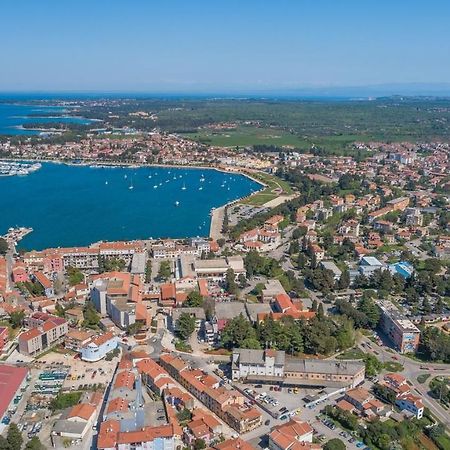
[234,381,365,450]
[35,350,119,390]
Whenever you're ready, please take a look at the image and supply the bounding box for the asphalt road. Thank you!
[357,335,450,427]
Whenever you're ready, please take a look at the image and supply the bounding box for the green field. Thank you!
[182,126,308,147]
[240,171,294,206]
[28,97,450,152]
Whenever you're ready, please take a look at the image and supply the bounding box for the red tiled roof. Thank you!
[0,365,28,419]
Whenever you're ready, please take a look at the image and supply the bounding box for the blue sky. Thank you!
[1,0,450,93]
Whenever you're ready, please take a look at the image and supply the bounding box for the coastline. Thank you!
[0,157,267,248]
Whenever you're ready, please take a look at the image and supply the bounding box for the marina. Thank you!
[0,161,41,176]
[0,162,260,250]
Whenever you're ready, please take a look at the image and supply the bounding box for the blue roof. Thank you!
[389,261,414,279]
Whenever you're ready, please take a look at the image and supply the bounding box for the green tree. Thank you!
[144,260,152,283]
[127,322,142,335]
[225,268,238,295]
[184,290,204,308]
[176,408,192,423]
[25,436,46,450]
[55,302,65,318]
[324,438,346,450]
[7,423,23,450]
[0,238,8,255]
[50,391,82,411]
[240,336,262,349]
[177,313,196,340]
[67,266,84,286]
[194,439,206,450]
[158,261,172,280]
[358,296,380,329]
[364,354,383,377]
[9,311,25,329]
[335,317,356,350]
[317,303,325,319]
[0,436,9,450]
[373,384,397,405]
[419,326,450,363]
[82,302,100,329]
[292,227,306,240]
[221,314,257,349]
[337,269,350,290]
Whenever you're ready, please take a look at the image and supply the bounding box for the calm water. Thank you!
[0,103,93,135]
[0,163,260,250]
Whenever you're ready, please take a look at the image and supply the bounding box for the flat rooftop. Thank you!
[285,358,364,376]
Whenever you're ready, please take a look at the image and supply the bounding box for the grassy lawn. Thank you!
[174,340,193,353]
[336,348,365,360]
[182,126,307,147]
[383,361,404,372]
[241,192,277,206]
[417,373,431,384]
[434,434,450,450]
[240,171,294,206]
[50,391,82,411]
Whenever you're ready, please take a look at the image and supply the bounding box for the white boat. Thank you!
[200,176,205,182]
[181,183,187,190]
[129,178,134,190]
[105,181,108,185]
[153,185,158,189]
[124,174,128,179]
[175,201,180,206]
[198,186,203,191]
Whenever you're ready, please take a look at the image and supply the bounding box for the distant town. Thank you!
[0,99,449,450]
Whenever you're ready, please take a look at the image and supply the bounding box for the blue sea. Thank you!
[0,103,93,135]
[0,163,260,250]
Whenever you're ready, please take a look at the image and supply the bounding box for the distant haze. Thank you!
[1,0,449,94]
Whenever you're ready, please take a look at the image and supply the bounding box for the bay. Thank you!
[0,103,93,135]
[0,162,260,250]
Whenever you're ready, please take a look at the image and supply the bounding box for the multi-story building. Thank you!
[64,329,96,352]
[81,332,118,362]
[269,418,319,450]
[378,300,420,353]
[379,373,424,419]
[232,349,365,389]
[32,271,54,297]
[160,353,262,434]
[232,349,285,380]
[90,271,149,329]
[18,315,68,356]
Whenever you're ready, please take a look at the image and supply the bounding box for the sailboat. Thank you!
[129,178,134,190]
[181,182,187,191]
